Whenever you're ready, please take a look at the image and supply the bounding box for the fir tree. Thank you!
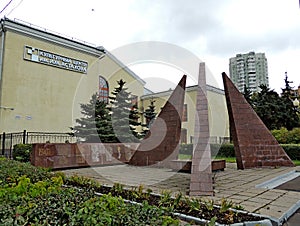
[280,72,300,130]
[243,85,253,106]
[252,85,282,130]
[130,101,142,139]
[141,99,156,137]
[72,93,117,143]
[110,79,141,143]
[252,82,300,130]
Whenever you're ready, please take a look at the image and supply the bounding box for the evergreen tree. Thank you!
[129,102,142,139]
[72,93,117,143]
[282,72,294,96]
[252,85,283,130]
[252,80,300,130]
[110,79,141,143]
[243,85,253,106]
[141,99,156,137]
[280,72,300,130]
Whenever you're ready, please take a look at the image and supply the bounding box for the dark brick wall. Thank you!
[31,143,138,169]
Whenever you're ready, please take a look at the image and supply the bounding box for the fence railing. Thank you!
[0,130,77,158]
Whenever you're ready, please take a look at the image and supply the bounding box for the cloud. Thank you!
[7,0,299,91]
[127,0,229,43]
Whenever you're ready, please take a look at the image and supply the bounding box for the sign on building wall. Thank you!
[23,46,88,73]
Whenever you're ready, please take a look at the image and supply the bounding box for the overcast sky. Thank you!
[1,0,300,93]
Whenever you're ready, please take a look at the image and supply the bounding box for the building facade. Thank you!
[140,85,229,144]
[229,51,269,93]
[0,17,229,144]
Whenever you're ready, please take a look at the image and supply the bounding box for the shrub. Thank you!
[210,144,222,156]
[282,144,300,160]
[0,160,180,225]
[287,128,300,144]
[0,158,52,187]
[215,143,235,157]
[72,194,179,225]
[272,127,300,144]
[12,144,32,163]
[211,143,300,160]
[180,142,300,160]
[179,143,193,155]
[179,143,235,157]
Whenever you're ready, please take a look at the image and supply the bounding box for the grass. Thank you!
[178,154,191,160]
[178,154,300,166]
[214,156,236,163]
[293,160,300,166]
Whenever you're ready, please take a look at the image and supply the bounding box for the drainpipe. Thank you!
[0,19,6,132]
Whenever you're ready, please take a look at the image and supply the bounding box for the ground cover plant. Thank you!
[0,158,180,225]
[65,176,265,225]
[0,158,266,225]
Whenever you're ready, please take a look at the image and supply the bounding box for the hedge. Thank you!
[12,142,300,163]
[179,143,300,160]
[281,144,300,160]
[12,144,32,163]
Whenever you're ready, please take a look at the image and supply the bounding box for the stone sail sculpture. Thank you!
[222,72,294,169]
[129,75,186,166]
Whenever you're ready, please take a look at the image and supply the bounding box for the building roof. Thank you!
[104,51,146,86]
[0,17,146,85]
[1,17,105,56]
[140,84,224,100]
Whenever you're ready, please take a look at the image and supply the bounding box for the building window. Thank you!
[130,95,139,122]
[181,128,187,144]
[99,76,109,103]
[131,95,138,107]
[190,136,194,144]
[182,104,188,122]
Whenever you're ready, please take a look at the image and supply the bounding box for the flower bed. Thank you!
[0,158,272,225]
[0,159,179,225]
[65,176,271,225]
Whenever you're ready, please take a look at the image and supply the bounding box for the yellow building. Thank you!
[141,85,229,144]
[0,18,145,133]
[0,17,229,144]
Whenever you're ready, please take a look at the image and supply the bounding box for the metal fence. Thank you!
[0,130,77,158]
[209,136,231,144]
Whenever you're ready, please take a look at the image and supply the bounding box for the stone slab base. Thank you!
[170,159,226,172]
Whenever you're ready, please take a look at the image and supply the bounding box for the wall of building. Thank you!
[141,85,229,144]
[229,51,269,93]
[0,19,145,133]
[0,18,230,144]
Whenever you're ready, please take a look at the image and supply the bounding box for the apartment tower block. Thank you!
[229,51,269,93]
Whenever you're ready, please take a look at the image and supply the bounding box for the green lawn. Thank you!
[178,154,300,166]
[293,160,300,166]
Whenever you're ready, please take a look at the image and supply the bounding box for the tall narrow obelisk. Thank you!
[189,62,213,196]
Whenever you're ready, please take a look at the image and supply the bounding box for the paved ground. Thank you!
[60,163,300,225]
[275,176,300,192]
[284,208,300,226]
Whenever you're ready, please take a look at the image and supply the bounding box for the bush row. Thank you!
[179,143,300,160]
[271,127,300,144]
[0,159,179,225]
[13,142,300,163]
[12,144,32,163]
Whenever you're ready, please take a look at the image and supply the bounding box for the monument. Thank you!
[222,72,294,169]
[129,75,186,166]
[189,62,214,196]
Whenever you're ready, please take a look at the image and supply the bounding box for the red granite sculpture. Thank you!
[222,72,294,169]
[129,75,186,166]
[189,62,214,196]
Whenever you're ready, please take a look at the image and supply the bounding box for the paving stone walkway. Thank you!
[60,163,300,224]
